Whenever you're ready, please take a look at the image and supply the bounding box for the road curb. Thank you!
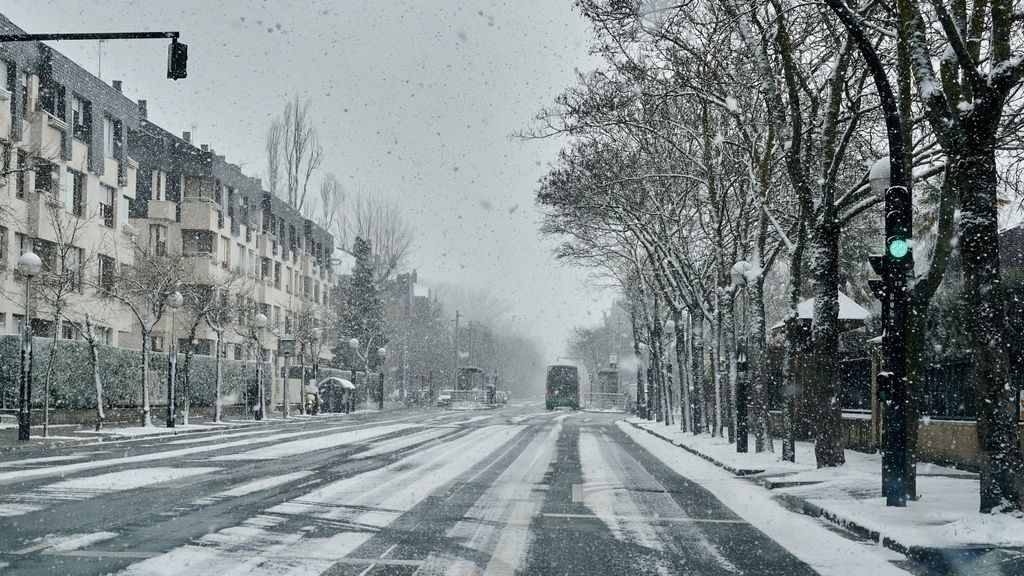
[624,420,1024,575]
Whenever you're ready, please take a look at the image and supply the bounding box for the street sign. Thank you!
[278,334,295,356]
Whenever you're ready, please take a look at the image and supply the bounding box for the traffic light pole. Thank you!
[0,31,187,79]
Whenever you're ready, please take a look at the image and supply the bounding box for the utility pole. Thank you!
[453,310,461,389]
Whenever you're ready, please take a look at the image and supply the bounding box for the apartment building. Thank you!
[130,113,334,387]
[0,12,334,409]
[0,15,139,346]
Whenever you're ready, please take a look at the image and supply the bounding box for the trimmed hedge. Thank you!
[0,335,270,410]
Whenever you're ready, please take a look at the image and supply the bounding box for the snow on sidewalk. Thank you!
[626,418,1024,553]
[618,421,912,576]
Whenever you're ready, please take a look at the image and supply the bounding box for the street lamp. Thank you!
[165,290,183,428]
[278,334,295,418]
[17,251,42,441]
[253,312,268,420]
[377,347,387,411]
[869,157,891,198]
[730,260,751,453]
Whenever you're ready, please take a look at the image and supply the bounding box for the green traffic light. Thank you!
[888,238,909,259]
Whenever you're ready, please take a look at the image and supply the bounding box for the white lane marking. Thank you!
[1,467,221,518]
[192,471,314,506]
[44,550,159,559]
[111,426,526,576]
[542,513,747,523]
[0,419,410,486]
[209,423,420,461]
[474,420,562,576]
[356,542,399,576]
[351,428,453,460]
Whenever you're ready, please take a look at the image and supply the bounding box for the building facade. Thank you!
[0,13,334,412]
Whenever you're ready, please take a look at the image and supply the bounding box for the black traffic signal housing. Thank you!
[868,254,887,300]
[885,185,912,261]
[877,371,892,402]
[167,39,188,80]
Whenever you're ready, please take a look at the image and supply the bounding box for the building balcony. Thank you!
[181,200,220,231]
[147,199,177,222]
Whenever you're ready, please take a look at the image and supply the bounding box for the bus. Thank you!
[545,364,580,410]
[456,366,486,391]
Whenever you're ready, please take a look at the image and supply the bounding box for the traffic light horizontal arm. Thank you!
[0,32,179,42]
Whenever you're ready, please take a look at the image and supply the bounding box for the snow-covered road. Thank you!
[0,406,914,575]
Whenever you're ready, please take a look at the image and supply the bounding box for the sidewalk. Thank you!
[626,417,1024,575]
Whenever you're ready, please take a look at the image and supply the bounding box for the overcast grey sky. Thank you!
[4,1,615,360]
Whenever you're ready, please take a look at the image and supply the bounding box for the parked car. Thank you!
[436,390,454,407]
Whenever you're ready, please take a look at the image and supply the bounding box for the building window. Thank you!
[71,95,90,140]
[64,169,85,216]
[34,161,57,194]
[221,237,230,268]
[151,224,167,256]
[14,232,26,257]
[118,194,130,225]
[274,262,281,288]
[65,246,83,292]
[34,238,55,271]
[0,142,8,179]
[99,185,115,227]
[151,169,165,201]
[103,116,114,157]
[15,150,27,199]
[0,226,7,269]
[97,254,115,292]
[150,335,164,352]
[20,72,31,116]
[0,60,7,93]
[42,82,66,121]
[61,322,76,340]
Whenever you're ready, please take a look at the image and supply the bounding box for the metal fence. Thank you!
[766,353,1009,421]
[581,392,628,412]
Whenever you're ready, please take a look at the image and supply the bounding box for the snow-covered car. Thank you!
[436,390,454,407]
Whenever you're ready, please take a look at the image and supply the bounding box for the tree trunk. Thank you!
[904,298,929,500]
[141,329,153,427]
[811,217,845,468]
[749,275,773,452]
[674,309,692,432]
[690,306,706,433]
[214,330,224,423]
[957,146,1023,511]
[43,333,58,438]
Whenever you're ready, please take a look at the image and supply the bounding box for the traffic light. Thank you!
[868,254,887,300]
[877,371,892,401]
[167,39,188,80]
[885,185,912,261]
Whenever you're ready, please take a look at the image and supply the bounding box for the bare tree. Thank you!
[265,118,283,199]
[278,95,323,214]
[29,169,93,436]
[179,271,249,424]
[102,239,192,427]
[317,172,345,234]
[336,192,414,283]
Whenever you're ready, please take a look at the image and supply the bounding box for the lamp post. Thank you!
[377,347,387,411]
[310,327,322,415]
[730,260,752,453]
[349,338,366,409]
[165,290,183,428]
[278,334,295,418]
[253,312,268,420]
[17,252,42,441]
